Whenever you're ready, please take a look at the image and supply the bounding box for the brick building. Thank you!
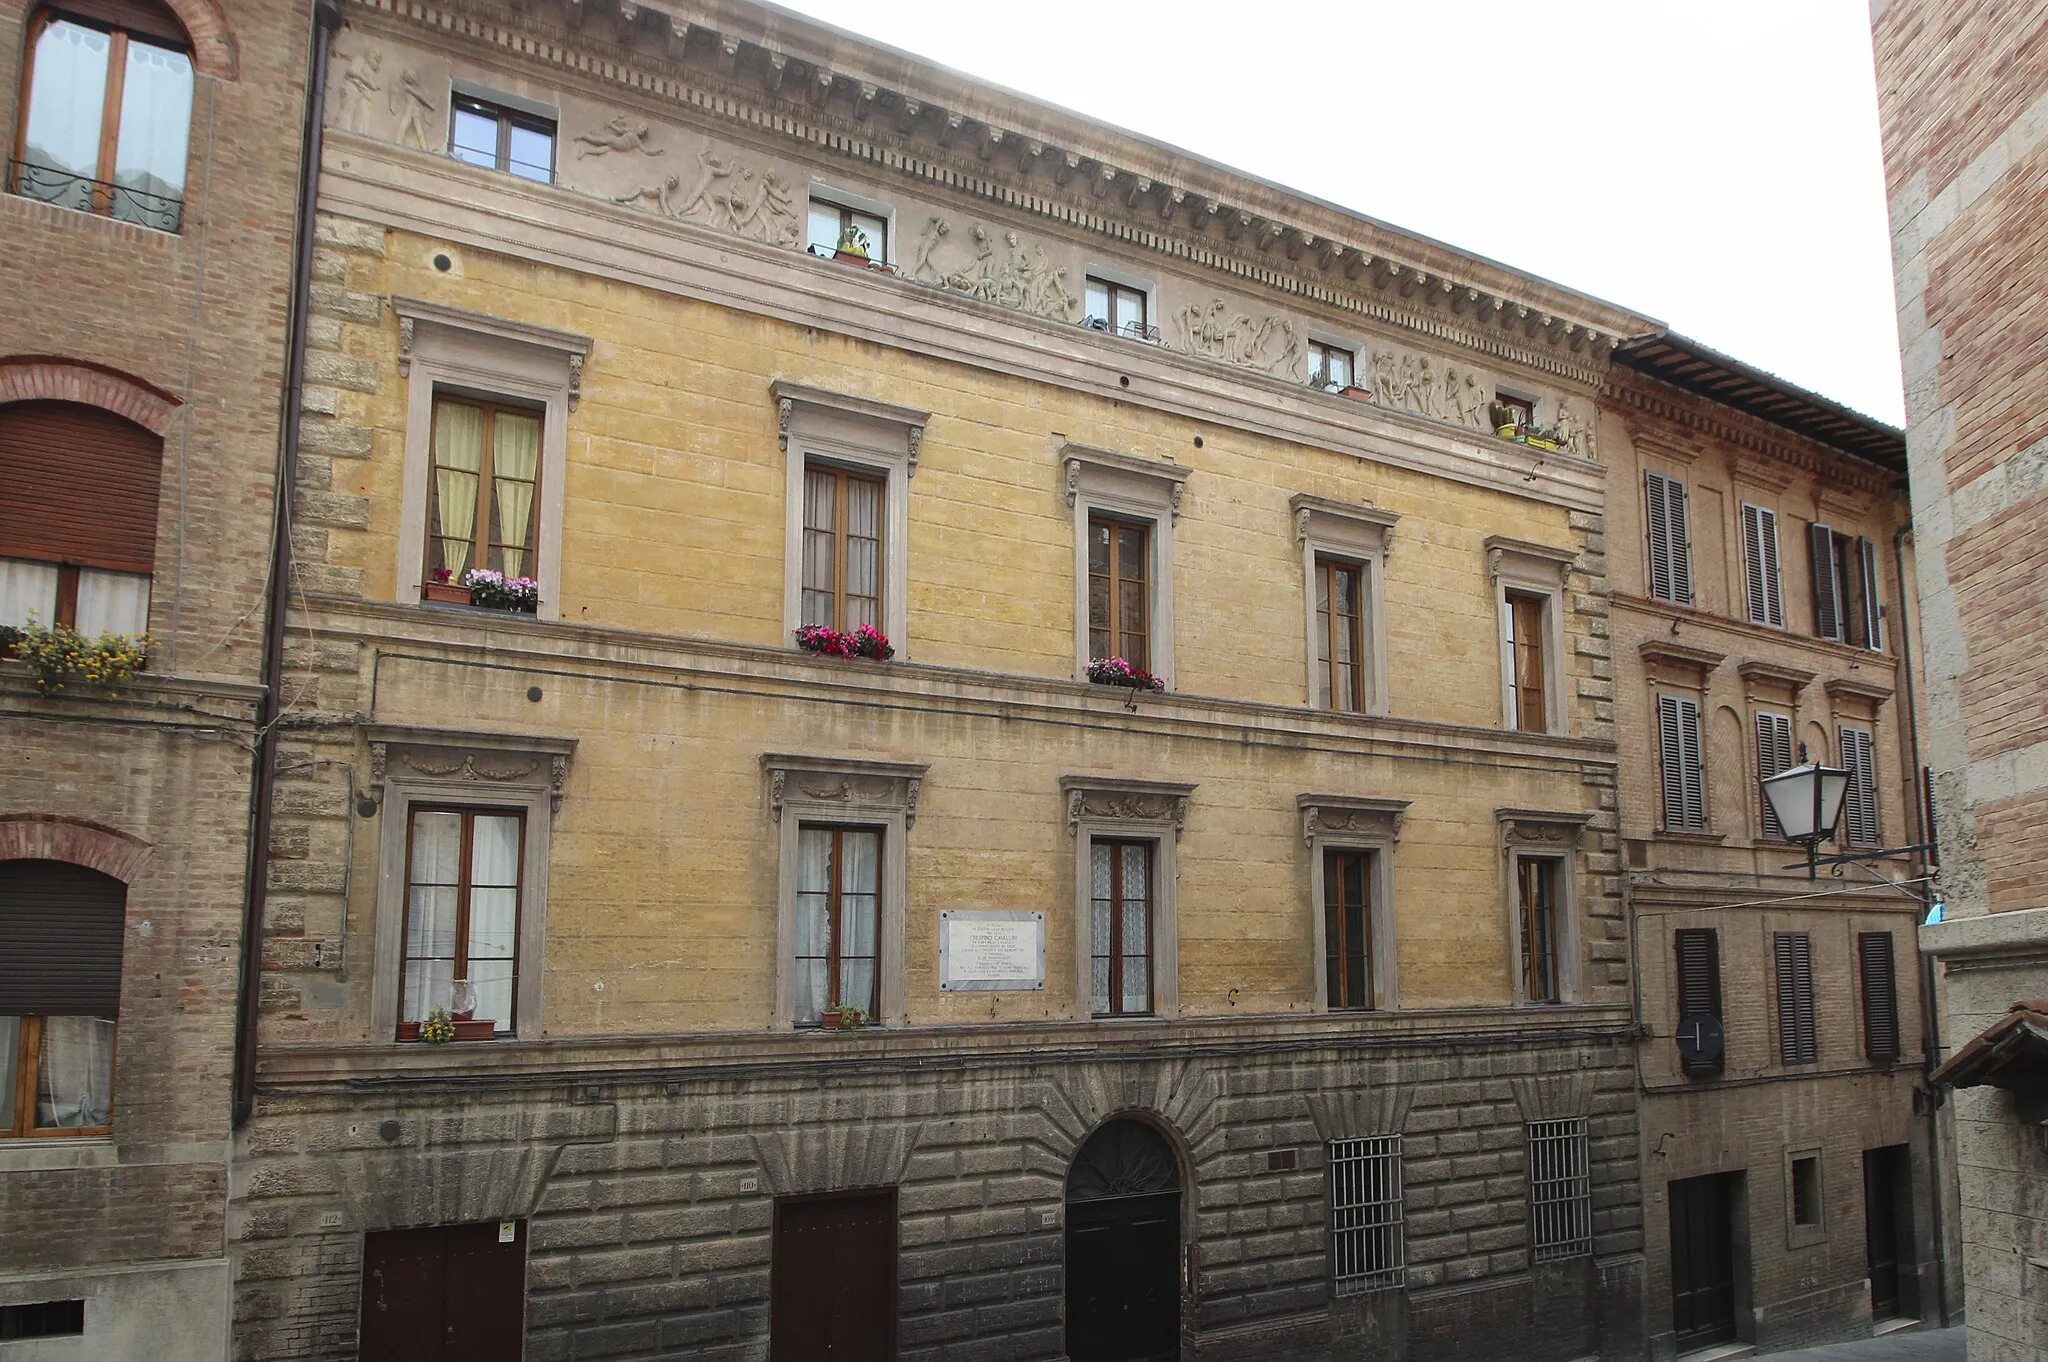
[1871,3,2048,1360]
[0,0,312,1358]
[226,1,1670,1359]
[1600,335,1941,1357]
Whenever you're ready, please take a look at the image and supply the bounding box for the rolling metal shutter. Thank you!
[0,401,163,574]
[0,859,126,1016]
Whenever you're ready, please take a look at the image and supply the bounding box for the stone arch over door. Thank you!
[0,814,153,883]
[1065,1116,1184,1362]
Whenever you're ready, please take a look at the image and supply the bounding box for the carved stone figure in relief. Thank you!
[391,68,434,151]
[1453,368,1490,428]
[945,226,999,301]
[614,173,682,217]
[575,114,664,159]
[1025,248,1077,320]
[1553,400,1592,456]
[1399,355,1423,413]
[911,216,949,282]
[994,231,1034,310]
[1416,357,1445,419]
[1370,349,1403,407]
[671,147,742,223]
[331,47,381,134]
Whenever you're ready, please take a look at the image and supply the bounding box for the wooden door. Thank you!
[1066,1191,1181,1362]
[770,1189,897,1361]
[1668,1173,1736,1349]
[1864,1146,1912,1320]
[360,1222,526,1362]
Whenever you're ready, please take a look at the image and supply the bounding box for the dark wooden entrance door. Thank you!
[1066,1120,1181,1362]
[1864,1145,1913,1320]
[360,1222,526,1362]
[770,1189,897,1362]
[1669,1173,1737,1350]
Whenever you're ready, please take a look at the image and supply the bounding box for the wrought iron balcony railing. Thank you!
[6,159,182,234]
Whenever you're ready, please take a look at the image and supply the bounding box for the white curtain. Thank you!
[0,559,59,628]
[35,1016,115,1129]
[490,412,541,579]
[74,569,151,636]
[22,20,108,185]
[430,403,484,578]
[112,39,193,208]
[403,811,462,1021]
[466,814,521,1031]
[0,1017,17,1131]
[793,827,833,1023]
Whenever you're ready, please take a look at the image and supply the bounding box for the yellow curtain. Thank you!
[491,411,541,577]
[431,402,484,575]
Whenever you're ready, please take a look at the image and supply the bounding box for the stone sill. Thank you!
[255,1002,1636,1090]
[0,659,266,710]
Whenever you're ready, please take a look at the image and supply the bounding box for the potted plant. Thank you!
[1489,400,1524,440]
[1087,656,1163,692]
[833,224,873,264]
[6,621,151,696]
[423,568,470,604]
[819,1005,872,1030]
[1522,424,1562,452]
[0,623,22,660]
[463,568,540,613]
[795,622,895,660]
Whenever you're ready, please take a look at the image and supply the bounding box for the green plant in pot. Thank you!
[835,225,872,261]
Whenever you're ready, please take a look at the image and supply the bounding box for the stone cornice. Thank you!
[346,0,1651,386]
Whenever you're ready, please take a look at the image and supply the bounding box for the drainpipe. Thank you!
[233,0,343,1130]
[1892,523,1949,1326]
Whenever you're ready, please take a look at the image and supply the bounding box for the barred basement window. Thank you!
[1329,1135,1405,1293]
[1527,1118,1592,1261]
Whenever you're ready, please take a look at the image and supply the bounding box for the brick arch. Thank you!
[0,356,182,436]
[155,0,239,80]
[0,815,154,884]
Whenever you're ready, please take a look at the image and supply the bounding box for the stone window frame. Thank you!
[1784,1145,1827,1249]
[1065,443,1190,688]
[1486,535,1574,736]
[805,181,897,265]
[392,298,591,621]
[763,753,927,1028]
[1497,808,1592,1006]
[366,725,574,1041]
[1061,775,1195,1020]
[1299,795,1408,1011]
[1292,495,1398,716]
[773,381,929,658]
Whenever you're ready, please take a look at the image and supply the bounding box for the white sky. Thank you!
[772,0,1906,426]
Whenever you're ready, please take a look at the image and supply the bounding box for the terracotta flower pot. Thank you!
[422,581,471,604]
[396,1019,500,1041]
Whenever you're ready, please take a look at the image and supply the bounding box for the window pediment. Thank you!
[1486,535,1575,590]
[763,753,928,824]
[367,725,575,812]
[1298,794,1408,845]
[392,298,592,409]
[1063,443,1190,520]
[1737,660,1816,703]
[1060,775,1195,838]
[1497,807,1593,851]
[771,380,929,472]
[1639,640,1726,691]
[1292,494,1397,556]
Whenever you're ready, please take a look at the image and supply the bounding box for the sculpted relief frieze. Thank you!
[611,145,802,247]
[1172,301,1302,376]
[910,218,1077,320]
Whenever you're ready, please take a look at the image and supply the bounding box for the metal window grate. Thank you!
[1329,1135,1405,1293]
[1527,1119,1592,1261]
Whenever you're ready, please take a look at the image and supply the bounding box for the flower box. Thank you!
[396,1019,498,1042]
[1523,434,1560,452]
[422,581,471,604]
[818,1007,870,1030]
[795,623,894,660]
[1340,385,1375,402]
[1086,657,1164,692]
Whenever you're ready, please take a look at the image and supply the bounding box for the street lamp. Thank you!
[1759,745,1850,878]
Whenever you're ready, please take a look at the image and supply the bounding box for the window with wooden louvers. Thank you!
[1740,504,1784,627]
[1658,694,1707,832]
[1840,726,1879,847]
[1858,931,1901,1064]
[1645,471,1692,604]
[1773,931,1818,1064]
[1810,523,1846,643]
[1755,712,1795,839]
[1855,536,1883,651]
[1673,928,1723,1077]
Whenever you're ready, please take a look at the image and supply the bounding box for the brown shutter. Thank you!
[1859,932,1901,1064]
[1774,931,1817,1064]
[0,401,164,574]
[1810,523,1841,642]
[1757,713,1795,839]
[1674,928,1723,1077]
[1857,536,1883,650]
[0,859,127,1016]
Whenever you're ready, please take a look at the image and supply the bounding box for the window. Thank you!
[798,463,884,632]
[1790,1156,1821,1227]
[1774,930,1818,1064]
[1840,725,1879,847]
[1518,856,1561,1004]
[808,197,887,260]
[1674,928,1723,1077]
[1329,1135,1405,1293]
[1658,694,1707,833]
[1756,712,1795,839]
[400,808,524,1036]
[0,400,161,635]
[1527,1118,1592,1261]
[1494,392,1534,429]
[0,1300,85,1341]
[1308,340,1355,391]
[424,397,542,588]
[1644,471,1693,605]
[1089,515,1151,671]
[1,859,125,1138]
[1090,839,1153,1017]
[1315,557,1369,712]
[1084,276,1149,339]
[1324,848,1374,1010]
[795,826,881,1025]
[1809,524,1882,649]
[11,6,192,231]
[449,94,555,183]
[1859,931,1901,1064]
[1506,592,1549,732]
[1741,503,1785,627]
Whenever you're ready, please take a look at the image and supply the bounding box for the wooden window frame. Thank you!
[2,1016,115,1139]
[423,395,544,590]
[1316,556,1370,713]
[1084,275,1149,339]
[1090,837,1155,1018]
[397,805,527,1038]
[1810,524,1884,650]
[1308,339,1356,390]
[793,823,883,1023]
[1323,847,1374,1011]
[1518,856,1562,1005]
[1488,537,1572,736]
[1508,591,1550,733]
[800,461,886,633]
[13,10,192,224]
[809,197,889,260]
[1088,513,1152,672]
[448,93,556,181]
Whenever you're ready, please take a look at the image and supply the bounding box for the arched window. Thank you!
[1,860,126,1137]
[0,399,162,636]
[10,2,195,232]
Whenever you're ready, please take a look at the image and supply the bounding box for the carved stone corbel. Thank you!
[666,20,689,58]
[396,315,415,376]
[777,396,793,451]
[566,353,583,411]
[1064,457,1081,508]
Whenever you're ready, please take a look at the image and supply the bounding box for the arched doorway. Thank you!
[1065,1118,1182,1362]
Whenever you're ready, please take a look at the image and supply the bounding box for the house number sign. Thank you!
[939,910,1045,990]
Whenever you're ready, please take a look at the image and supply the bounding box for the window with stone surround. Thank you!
[1089,838,1153,1017]
[1064,776,1192,1020]
[399,807,524,1036]
[1295,496,1395,715]
[1301,795,1405,1012]
[1067,445,1187,688]
[424,396,542,588]
[1487,537,1572,736]
[1527,1118,1592,1260]
[1500,809,1588,1006]
[1083,276,1149,340]
[807,195,889,260]
[448,91,555,183]
[1657,693,1707,833]
[1329,1134,1405,1293]
[794,824,882,1025]
[1740,502,1785,628]
[1308,339,1355,391]
[801,463,885,632]
[1644,470,1693,605]
[1089,515,1151,672]
[1,860,125,1137]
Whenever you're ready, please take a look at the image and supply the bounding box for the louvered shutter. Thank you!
[1810,523,1842,642]
[0,401,164,574]
[0,859,127,1016]
[1774,931,1818,1064]
[1646,472,1694,605]
[1756,712,1795,838]
[1674,928,1724,1077]
[1841,727,1879,846]
[1858,931,1901,1064]
[1659,694,1706,832]
[1740,505,1783,626]
[1857,536,1883,651]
